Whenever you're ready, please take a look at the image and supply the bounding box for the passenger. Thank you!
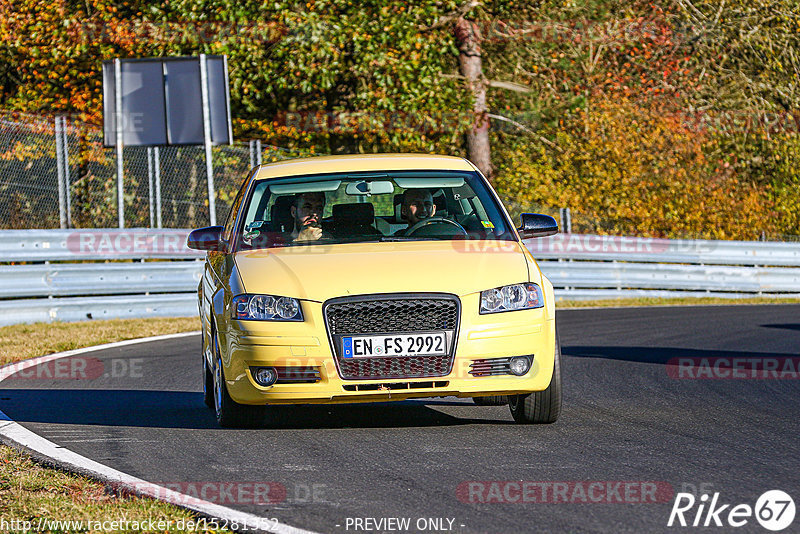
[291,192,326,242]
[396,189,436,235]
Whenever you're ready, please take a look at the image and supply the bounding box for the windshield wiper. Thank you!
[378,236,440,242]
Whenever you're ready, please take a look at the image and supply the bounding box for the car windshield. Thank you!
[235,170,515,249]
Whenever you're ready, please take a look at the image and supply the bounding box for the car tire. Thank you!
[212,331,265,428]
[202,338,214,410]
[508,335,562,424]
[472,395,508,406]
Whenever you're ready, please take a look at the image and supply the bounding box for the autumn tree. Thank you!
[1,0,799,237]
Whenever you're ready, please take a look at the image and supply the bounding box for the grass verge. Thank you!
[0,447,228,533]
[0,316,231,533]
[0,316,199,367]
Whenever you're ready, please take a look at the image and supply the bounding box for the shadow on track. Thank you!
[563,346,797,365]
[0,389,501,430]
[761,323,800,332]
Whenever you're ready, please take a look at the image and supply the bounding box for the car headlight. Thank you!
[232,294,304,321]
[480,283,543,314]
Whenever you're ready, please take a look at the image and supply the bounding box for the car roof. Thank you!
[252,153,477,181]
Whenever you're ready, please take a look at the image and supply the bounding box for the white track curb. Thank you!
[0,332,319,534]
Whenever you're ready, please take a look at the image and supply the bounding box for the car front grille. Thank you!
[324,294,460,380]
[326,298,459,335]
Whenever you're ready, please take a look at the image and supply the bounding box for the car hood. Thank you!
[234,240,532,301]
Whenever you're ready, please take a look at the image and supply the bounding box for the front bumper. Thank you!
[223,294,556,405]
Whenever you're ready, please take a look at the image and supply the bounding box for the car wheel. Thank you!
[212,331,264,428]
[472,395,508,406]
[508,336,562,424]
[202,338,214,410]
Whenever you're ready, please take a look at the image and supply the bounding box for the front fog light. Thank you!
[509,356,531,376]
[252,367,278,387]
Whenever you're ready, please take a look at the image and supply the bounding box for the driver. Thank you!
[395,189,436,235]
[291,191,326,242]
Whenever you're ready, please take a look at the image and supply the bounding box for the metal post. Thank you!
[54,117,67,229]
[154,146,162,228]
[565,207,572,234]
[147,147,154,228]
[114,58,125,228]
[60,117,72,228]
[223,55,234,145]
[256,139,262,166]
[249,139,256,169]
[199,54,217,226]
[559,208,572,234]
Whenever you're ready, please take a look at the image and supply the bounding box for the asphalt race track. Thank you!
[2,305,799,533]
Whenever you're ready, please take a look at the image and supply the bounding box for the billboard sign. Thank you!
[102,56,232,147]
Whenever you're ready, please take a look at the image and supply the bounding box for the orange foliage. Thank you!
[495,97,777,240]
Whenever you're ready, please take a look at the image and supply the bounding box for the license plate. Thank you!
[341,333,447,358]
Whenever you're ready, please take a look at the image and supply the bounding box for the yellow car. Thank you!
[187,154,561,427]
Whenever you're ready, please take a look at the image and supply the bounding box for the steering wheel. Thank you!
[405,216,468,237]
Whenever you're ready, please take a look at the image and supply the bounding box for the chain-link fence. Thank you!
[0,112,312,230]
[0,112,63,229]
[3,111,799,240]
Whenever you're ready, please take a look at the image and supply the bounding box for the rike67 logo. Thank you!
[668,490,795,531]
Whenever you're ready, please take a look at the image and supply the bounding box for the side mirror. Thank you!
[518,213,558,239]
[187,226,225,251]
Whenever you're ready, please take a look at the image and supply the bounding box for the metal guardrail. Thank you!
[549,289,800,301]
[3,229,797,265]
[0,229,200,262]
[524,234,800,266]
[0,294,197,325]
[539,261,800,293]
[0,262,202,298]
[0,229,797,325]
